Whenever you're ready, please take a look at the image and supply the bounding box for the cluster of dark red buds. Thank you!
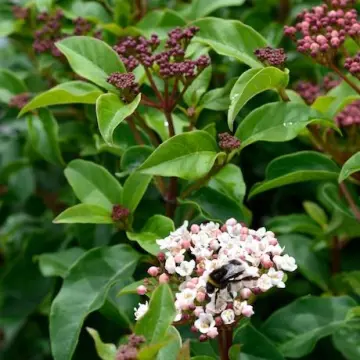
[33,10,100,57]
[218,133,241,151]
[111,204,130,222]
[284,3,360,65]
[254,47,287,67]
[323,73,341,91]
[107,73,140,101]
[344,52,360,77]
[12,5,29,20]
[113,26,210,81]
[9,93,30,109]
[115,334,146,360]
[335,100,360,126]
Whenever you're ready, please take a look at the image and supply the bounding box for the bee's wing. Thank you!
[223,264,247,282]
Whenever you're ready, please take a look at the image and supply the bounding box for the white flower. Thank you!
[165,255,176,274]
[243,266,260,278]
[206,297,227,314]
[176,260,196,277]
[174,308,182,322]
[176,288,197,307]
[273,254,297,272]
[233,300,246,316]
[256,227,266,238]
[157,236,173,250]
[257,274,273,292]
[190,245,213,258]
[194,313,216,334]
[267,267,285,288]
[134,301,149,320]
[221,309,235,324]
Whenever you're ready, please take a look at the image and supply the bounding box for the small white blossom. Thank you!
[194,313,216,334]
[134,302,149,320]
[176,288,197,307]
[176,260,196,277]
[165,255,176,274]
[257,274,273,292]
[233,300,246,316]
[174,309,182,322]
[221,309,236,324]
[267,267,285,288]
[273,254,297,272]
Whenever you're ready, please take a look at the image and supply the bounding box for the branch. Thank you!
[339,182,360,221]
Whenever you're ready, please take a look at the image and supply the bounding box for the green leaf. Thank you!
[136,9,186,39]
[35,0,53,12]
[138,131,222,180]
[60,0,111,23]
[339,151,360,183]
[180,0,245,20]
[53,204,113,224]
[0,68,27,103]
[184,65,212,107]
[261,296,356,358]
[118,280,146,297]
[37,248,85,278]
[199,79,236,111]
[193,18,267,68]
[121,145,153,172]
[191,357,216,360]
[86,328,117,360]
[232,322,285,360]
[50,244,139,360]
[96,93,141,145]
[235,102,339,148]
[56,36,126,90]
[20,81,103,115]
[157,326,182,360]
[249,151,339,198]
[64,159,123,211]
[122,173,152,213]
[228,67,289,130]
[303,201,328,227]
[266,214,323,237]
[27,108,64,165]
[127,215,175,255]
[278,234,330,291]
[135,284,176,344]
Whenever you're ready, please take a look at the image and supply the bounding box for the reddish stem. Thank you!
[331,236,341,275]
[330,63,360,95]
[339,182,360,221]
[133,111,160,146]
[127,116,145,145]
[144,67,164,105]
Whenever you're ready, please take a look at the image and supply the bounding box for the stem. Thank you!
[218,328,231,360]
[278,0,290,23]
[331,236,341,275]
[133,111,160,146]
[144,68,164,104]
[339,182,360,221]
[165,110,175,138]
[127,117,145,145]
[278,87,290,102]
[330,63,360,95]
[165,177,178,219]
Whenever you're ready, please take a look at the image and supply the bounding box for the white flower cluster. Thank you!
[134,218,297,340]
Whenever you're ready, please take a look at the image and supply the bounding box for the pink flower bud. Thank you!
[214,229,222,237]
[240,227,249,235]
[316,35,327,44]
[196,292,206,302]
[174,254,184,263]
[191,277,199,284]
[191,325,198,333]
[186,281,196,289]
[137,285,147,295]
[196,268,205,276]
[242,304,254,317]
[226,218,237,226]
[210,240,219,251]
[180,239,191,249]
[226,303,233,309]
[207,328,218,339]
[147,266,159,277]
[182,313,190,321]
[199,334,208,342]
[191,224,200,233]
[157,252,165,261]
[240,288,252,299]
[159,273,169,283]
[193,307,204,317]
[215,316,223,326]
[261,254,273,268]
[269,238,278,245]
[265,231,275,237]
[220,224,227,232]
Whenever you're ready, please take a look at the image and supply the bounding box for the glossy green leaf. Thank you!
[235,102,339,148]
[278,234,329,291]
[50,245,139,360]
[156,326,182,360]
[120,145,153,172]
[20,81,103,115]
[339,151,360,182]
[180,0,245,20]
[127,215,174,255]
[27,108,64,165]
[56,36,126,90]
[262,296,356,358]
[122,172,152,212]
[35,0,53,11]
[199,79,236,111]
[60,0,111,23]
[193,18,267,68]
[86,328,117,360]
[118,279,146,297]
[0,68,27,103]
[53,204,113,224]
[135,284,176,344]
[64,159,123,211]
[96,93,141,145]
[191,357,216,360]
[232,322,285,360]
[184,65,212,107]
[303,201,328,227]
[249,151,339,198]
[228,67,289,130]
[37,248,85,278]
[138,131,222,180]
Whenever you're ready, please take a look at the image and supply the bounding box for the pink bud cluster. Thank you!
[107,73,140,101]
[9,93,30,109]
[113,27,210,80]
[284,3,360,65]
[134,219,297,341]
[12,5,29,20]
[254,47,287,67]
[218,133,241,151]
[335,99,360,126]
[111,204,130,222]
[33,11,101,57]
[344,53,360,77]
[115,334,146,360]
[323,73,341,91]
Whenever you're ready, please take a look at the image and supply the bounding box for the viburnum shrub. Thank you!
[1,1,360,360]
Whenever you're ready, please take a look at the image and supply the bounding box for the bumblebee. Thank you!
[206,259,248,303]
